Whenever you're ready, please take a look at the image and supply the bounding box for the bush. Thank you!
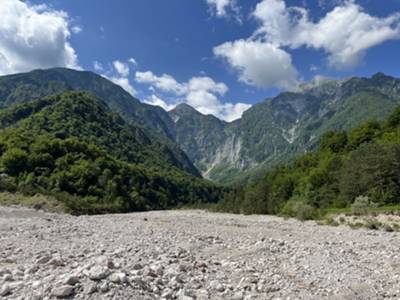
[365,219,382,230]
[351,196,370,215]
[281,199,316,221]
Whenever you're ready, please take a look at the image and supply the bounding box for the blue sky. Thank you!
[1,0,400,121]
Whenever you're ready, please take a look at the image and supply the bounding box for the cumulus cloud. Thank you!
[214,40,298,89]
[108,76,136,96]
[135,71,250,121]
[214,0,400,89]
[144,95,176,111]
[113,60,130,77]
[253,0,400,69]
[0,0,79,75]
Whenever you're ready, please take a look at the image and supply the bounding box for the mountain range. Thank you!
[1,68,400,186]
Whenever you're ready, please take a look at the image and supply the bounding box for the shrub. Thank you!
[281,199,316,221]
[351,196,370,216]
[365,219,382,230]
[384,224,394,232]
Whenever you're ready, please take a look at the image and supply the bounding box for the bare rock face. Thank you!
[1,205,400,299]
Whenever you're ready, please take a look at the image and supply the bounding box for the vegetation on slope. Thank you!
[0,68,197,174]
[216,105,400,219]
[0,92,224,214]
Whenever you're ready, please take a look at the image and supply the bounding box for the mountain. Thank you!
[0,68,198,176]
[169,103,230,175]
[0,92,223,214]
[3,69,400,185]
[216,102,400,218]
[168,73,400,183]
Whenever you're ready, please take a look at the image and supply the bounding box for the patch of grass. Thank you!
[0,192,63,212]
[325,217,339,226]
[348,222,364,229]
[384,224,394,232]
[392,223,400,231]
[365,219,382,230]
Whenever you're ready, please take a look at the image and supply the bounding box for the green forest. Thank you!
[0,92,225,214]
[216,106,400,219]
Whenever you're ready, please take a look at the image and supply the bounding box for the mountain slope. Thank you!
[169,73,400,183]
[0,68,198,175]
[0,92,222,213]
[216,102,400,217]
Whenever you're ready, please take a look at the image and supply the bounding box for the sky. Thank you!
[1,0,400,121]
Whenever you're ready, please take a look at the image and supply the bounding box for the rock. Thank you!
[64,275,80,285]
[210,280,225,292]
[133,263,143,270]
[36,255,52,264]
[232,291,244,300]
[0,284,11,296]
[161,288,174,299]
[84,282,97,295]
[48,257,65,267]
[108,272,127,284]
[99,281,109,293]
[3,273,13,281]
[88,266,110,281]
[0,268,11,276]
[51,285,74,298]
[31,281,41,289]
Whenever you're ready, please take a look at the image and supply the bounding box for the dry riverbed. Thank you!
[0,206,399,299]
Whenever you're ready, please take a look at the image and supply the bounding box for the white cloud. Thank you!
[108,76,136,96]
[95,58,137,95]
[144,95,176,111]
[128,58,137,66]
[71,25,82,34]
[93,61,104,72]
[253,0,400,69]
[207,0,232,16]
[214,0,400,89]
[206,0,241,21]
[136,71,186,94]
[113,60,130,77]
[135,71,250,121]
[214,39,298,89]
[0,0,79,75]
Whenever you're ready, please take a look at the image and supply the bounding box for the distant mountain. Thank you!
[0,92,222,213]
[0,68,198,176]
[0,67,175,138]
[168,73,400,183]
[3,69,400,185]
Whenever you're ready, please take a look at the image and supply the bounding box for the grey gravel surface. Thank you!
[0,206,399,299]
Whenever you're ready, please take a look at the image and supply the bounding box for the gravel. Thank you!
[0,206,399,299]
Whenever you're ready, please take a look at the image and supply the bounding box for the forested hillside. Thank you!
[0,92,224,214]
[216,104,400,218]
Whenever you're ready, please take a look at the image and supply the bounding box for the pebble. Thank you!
[1,207,399,299]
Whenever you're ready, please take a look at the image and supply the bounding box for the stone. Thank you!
[51,285,74,298]
[48,257,65,267]
[88,266,110,281]
[3,273,13,281]
[108,272,127,283]
[85,282,97,295]
[0,285,11,297]
[36,255,52,264]
[99,281,109,293]
[64,275,80,285]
